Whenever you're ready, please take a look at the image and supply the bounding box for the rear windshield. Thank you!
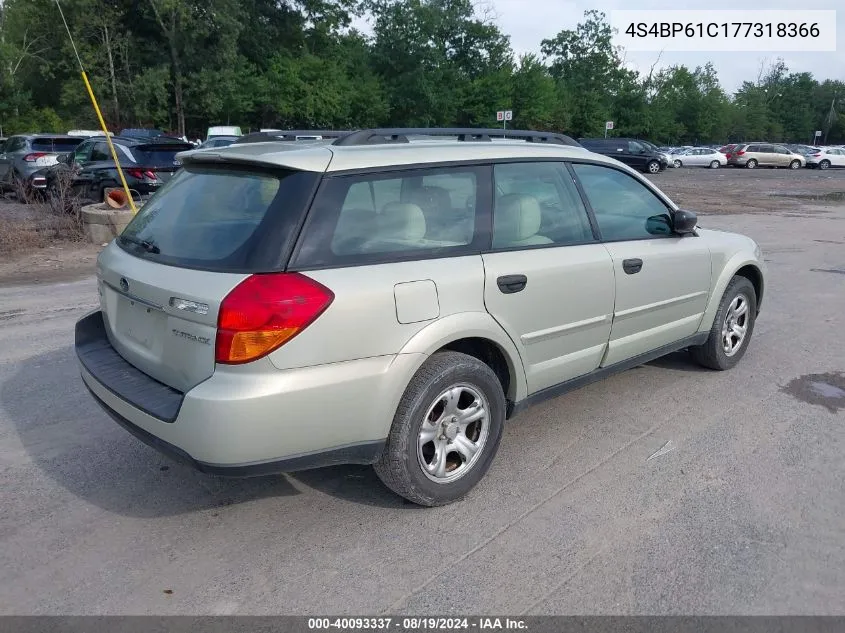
[31,138,83,152]
[130,144,193,165]
[118,165,319,272]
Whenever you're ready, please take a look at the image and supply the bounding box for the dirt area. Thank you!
[0,195,102,286]
[650,166,845,215]
[1,167,844,286]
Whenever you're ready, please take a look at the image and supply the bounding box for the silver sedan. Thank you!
[671,147,728,169]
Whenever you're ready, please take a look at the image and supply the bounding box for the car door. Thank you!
[833,149,845,167]
[686,149,704,166]
[772,145,791,166]
[571,162,712,366]
[85,141,115,200]
[0,137,22,181]
[758,144,777,166]
[481,162,615,394]
[69,140,95,196]
[626,140,649,170]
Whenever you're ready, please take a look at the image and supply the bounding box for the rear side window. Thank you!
[293,166,488,267]
[493,162,593,248]
[31,138,83,152]
[119,165,319,272]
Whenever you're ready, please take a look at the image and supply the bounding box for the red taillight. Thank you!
[813,153,822,157]
[127,168,157,180]
[725,153,732,159]
[736,150,745,156]
[23,152,49,162]
[215,273,334,364]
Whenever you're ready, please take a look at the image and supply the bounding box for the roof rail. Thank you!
[332,128,581,147]
[235,130,352,145]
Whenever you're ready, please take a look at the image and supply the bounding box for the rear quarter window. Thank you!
[118,165,319,272]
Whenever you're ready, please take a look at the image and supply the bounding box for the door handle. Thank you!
[497,274,527,294]
[622,258,643,274]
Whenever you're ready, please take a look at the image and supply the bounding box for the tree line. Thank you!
[1,0,842,144]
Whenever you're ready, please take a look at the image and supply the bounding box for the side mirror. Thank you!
[646,214,673,236]
[673,209,698,235]
[56,153,69,164]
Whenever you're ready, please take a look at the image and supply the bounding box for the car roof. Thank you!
[180,137,606,173]
[109,135,192,146]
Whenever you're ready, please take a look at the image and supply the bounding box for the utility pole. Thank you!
[823,93,837,145]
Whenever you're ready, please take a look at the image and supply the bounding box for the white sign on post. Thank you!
[606,121,614,130]
[505,110,513,121]
[496,111,504,121]
[815,130,822,136]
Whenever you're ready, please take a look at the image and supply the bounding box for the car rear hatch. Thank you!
[127,142,194,186]
[28,137,84,167]
[96,161,323,394]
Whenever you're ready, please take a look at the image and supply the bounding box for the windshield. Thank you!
[118,165,319,272]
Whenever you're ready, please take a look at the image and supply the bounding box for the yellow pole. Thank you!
[80,71,137,214]
[55,0,136,213]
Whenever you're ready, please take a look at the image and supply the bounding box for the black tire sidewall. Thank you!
[378,353,505,505]
[709,278,757,369]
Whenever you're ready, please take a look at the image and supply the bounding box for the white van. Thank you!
[206,126,242,140]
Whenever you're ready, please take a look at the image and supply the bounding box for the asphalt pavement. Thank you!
[0,206,843,615]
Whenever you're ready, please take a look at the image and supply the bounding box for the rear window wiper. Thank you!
[120,235,160,254]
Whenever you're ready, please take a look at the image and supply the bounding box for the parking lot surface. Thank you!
[1,169,844,615]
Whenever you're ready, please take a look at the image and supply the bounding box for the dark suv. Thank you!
[40,135,193,203]
[578,138,668,174]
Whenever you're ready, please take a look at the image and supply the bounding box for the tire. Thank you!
[374,351,506,506]
[646,160,661,174]
[674,159,682,168]
[745,159,758,169]
[789,160,801,169]
[690,276,757,371]
[709,160,720,169]
[819,160,830,170]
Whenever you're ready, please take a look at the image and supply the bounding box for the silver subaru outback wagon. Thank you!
[75,128,765,506]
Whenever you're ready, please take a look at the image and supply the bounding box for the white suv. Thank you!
[75,128,765,506]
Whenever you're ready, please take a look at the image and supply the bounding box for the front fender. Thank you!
[397,311,528,403]
[698,253,764,333]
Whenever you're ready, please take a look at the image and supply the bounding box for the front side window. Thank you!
[572,163,673,241]
[493,162,593,248]
[73,142,93,163]
[90,142,111,161]
[294,166,485,267]
[628,141,646,154]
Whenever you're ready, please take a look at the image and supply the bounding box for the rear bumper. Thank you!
[76,310,416,475]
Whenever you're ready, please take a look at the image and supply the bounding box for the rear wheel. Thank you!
[745,159,758,169]
[789,160,801,169]
[709,160,720,169]
[374,351,506,506]
[690,276,757,371]
[646,160,661,174]
[819,160,831,170]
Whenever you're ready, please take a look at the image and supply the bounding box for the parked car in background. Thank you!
[806,147,845,169]
[727,143,806,169]
[578,138,668,174]
[119,128,165,140]
[719,144,739,162]
[206,126,242,141]
[74,126,765,506]
[636,139,674,167]
[0,134,85,196]
[40,135,193,203]
[199,135,239,149]
[670,147,727,169]
[68,130,114,138]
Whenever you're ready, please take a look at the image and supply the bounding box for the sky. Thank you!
[354,0,844,94]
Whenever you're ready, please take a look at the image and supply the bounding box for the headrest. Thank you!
[379,202,427,241]
[494,194,542,244]
[409,186,452,211]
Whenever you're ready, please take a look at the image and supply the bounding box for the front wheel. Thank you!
[674,159,682,168]
[789,160,801,169]
[745,159,758,169]
[690,276,757,371]
[709,160,720,169]
[819,160,831,170]
[374,351,506,506]
[646,160,661,174]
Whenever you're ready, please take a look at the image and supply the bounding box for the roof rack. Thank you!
[235,130,352,145]
[332,128,581,147]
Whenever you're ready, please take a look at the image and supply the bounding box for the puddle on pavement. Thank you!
[781,372,845,413]
[810,268,845,275]
[773,191,845,202]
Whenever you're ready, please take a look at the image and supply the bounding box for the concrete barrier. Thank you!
[80,203,136,244]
